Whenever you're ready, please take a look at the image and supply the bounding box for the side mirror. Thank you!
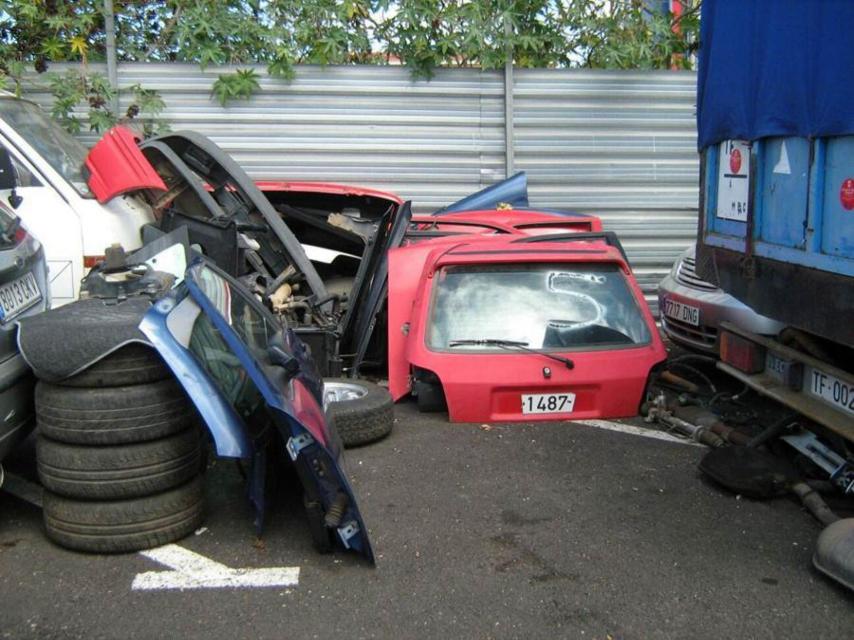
[267,344,300,379]
[0,148,22,209]
[0,148,16,191]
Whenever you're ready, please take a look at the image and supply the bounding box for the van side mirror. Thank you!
[0,148,22,209]
[0,148,16,191]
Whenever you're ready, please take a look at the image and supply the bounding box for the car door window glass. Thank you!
[186,265,280,423]
[194,265,273,356]
[188,310,263,422]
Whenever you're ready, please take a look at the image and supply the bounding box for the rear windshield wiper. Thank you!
[448,338,574,369]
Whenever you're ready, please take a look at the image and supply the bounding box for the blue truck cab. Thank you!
[695,1,854,442]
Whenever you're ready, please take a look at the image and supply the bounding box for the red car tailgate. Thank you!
[394,237,666,423]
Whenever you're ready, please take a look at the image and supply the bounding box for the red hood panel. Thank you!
[255,180,403,206]
[86,126,167,203]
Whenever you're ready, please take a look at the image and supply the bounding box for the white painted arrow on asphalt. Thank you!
[132,544,300,591]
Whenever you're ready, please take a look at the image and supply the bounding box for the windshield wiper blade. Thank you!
[448,339,574,369]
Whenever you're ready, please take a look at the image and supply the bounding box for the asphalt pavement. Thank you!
[1,402,852,640]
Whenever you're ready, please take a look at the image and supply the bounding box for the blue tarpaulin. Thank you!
[697,0,854,150]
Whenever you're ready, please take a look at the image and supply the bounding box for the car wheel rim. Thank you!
[324,381,368,404]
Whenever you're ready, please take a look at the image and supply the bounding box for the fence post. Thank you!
[503,15,515,178]
[103,0,119,114]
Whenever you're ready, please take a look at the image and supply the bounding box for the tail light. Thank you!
[0,219,27,247]
[720,331,765,374]
[83,255,106,269]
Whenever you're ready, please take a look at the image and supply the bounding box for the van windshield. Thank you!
[0,98,91,197]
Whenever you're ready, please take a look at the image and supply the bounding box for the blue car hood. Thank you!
[433,172,529,215]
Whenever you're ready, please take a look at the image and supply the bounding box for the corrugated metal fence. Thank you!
[23,63,699,310]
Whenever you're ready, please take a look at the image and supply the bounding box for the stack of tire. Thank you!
[34,344,205,553]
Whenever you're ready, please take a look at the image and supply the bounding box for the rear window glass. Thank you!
[427,263,651,351]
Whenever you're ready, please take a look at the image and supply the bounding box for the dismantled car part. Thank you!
[432,172,529,215]
[781,430,854,495]
[698,445,841,526]
[18,236,374,560]
[141,258,374,560]
[323,379,394,447]
[814,518,854,592]
[388,234,666,423]
[644,392,726,447]
[115,131,409,377]
[84,126,167,203]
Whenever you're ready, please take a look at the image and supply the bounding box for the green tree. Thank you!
[0,0,700,128]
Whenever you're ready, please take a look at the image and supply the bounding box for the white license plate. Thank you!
[0,272,41,323]
[663,298,700,326]
[521,393,576,415]
[805,367,854,418]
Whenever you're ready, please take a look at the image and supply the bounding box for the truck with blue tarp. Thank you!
[695,0,854,445]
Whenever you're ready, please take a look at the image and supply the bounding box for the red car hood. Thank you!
[255,180,403,206]
[388,237,665,423]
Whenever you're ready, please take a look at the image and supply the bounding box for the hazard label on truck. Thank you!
[840,178,854,210]
[716,140,751,222]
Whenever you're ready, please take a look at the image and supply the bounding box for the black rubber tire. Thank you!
[414,380,447,413]
[325,378,393,448]
[35,378,195,446]
[37,429,202,500]
[56,343,172,388]
[43,476,205,554]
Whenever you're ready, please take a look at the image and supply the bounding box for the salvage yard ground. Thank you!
[2,402,852,640]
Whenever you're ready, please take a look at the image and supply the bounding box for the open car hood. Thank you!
[85,126,167,203]
[138,131,330,308]
[255,180,403,207]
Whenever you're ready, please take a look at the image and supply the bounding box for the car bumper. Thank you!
[0,354,35,461]
[658,274,785,354]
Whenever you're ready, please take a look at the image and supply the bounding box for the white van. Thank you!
[0,95,153,306]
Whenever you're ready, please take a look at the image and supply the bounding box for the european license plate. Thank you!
[663,298,700,326]
[805,367,854,418]
[521,393,576,415]
[0,272,41,323]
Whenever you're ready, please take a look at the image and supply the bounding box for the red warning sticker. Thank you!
[729,148,742,174]
[840,178,854,211]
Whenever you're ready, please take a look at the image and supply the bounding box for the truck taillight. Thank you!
[720,331,765,374]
